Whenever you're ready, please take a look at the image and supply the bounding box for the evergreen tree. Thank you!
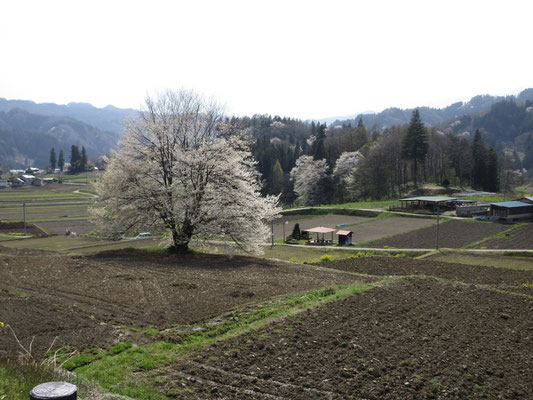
[70,145,81,173]
[58,149,65,172]
[81,146,88,171]
[402,109,428,188]
[49,148,57,170]
[471,130,487,189]
[523,134,533,170]
[271,160,284,195]
[312,124,327,161]
[485,147,499,192]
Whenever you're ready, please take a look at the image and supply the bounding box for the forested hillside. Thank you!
[0,108,118,168]
[332,89,533,131]
[0,98,137,134]
[442,98,533,154]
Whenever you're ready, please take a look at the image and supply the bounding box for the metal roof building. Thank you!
[490,201,533,222]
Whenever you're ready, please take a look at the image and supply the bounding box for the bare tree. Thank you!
[91,89,279,253]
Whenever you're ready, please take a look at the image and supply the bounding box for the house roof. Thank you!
[490,201,533,209]
[400,196,457,203]
[303,226,336,234]
[336,230,352,236]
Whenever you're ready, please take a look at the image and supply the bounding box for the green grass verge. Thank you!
[281,207,380,218]
[0,359,91,400]
[72,279,392,399]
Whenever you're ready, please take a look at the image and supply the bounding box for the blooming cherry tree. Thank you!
[91,90,279,253]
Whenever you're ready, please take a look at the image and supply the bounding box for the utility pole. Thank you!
[435,202,440,250]
[271,221,274,248]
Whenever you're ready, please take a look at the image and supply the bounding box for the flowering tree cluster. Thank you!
[290,155,330,205]
[91,90,279,253]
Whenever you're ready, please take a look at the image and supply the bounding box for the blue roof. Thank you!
[490,201,533,209]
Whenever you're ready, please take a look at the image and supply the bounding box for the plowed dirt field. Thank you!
[155,257,533,399]
[0,249,363,359]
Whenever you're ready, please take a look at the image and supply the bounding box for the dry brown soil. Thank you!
[351,217,435,244]
[165,277,533,399]
[156,257,533,399]
[368,220,509,249]
[473,223,533,249]
[0,249,361,359]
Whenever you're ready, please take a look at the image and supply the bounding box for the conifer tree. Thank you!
[49,148,57,171]
[81,146,88,171]
[271,160,284,195]
[402,109,428,188]
[70,145,81,173]
[312,124,327,161]
[471,130,487,189]
[485,147,499,192]
[58,149,65,172]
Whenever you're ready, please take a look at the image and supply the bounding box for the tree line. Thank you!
[237,110,512,206]
[49,145,89,174]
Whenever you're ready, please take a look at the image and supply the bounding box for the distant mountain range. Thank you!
[0,98,137,134]
[2,89,533,170]
[0,99,138,169]
[330,89,533,130]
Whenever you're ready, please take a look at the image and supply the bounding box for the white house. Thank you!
[20,175,35,185]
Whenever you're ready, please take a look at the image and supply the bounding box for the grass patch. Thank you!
[281,207,380,218]
[503,251,533,258]
[0,359,91,400]
[10,291,31,298]
[73,279,393,399]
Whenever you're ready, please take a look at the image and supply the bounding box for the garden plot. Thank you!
[35,219,95,235]
[368,219,509,249]
[350,217,435,245]
[154,275,533,399]
[0,250,363,360]
[473,223,533,249]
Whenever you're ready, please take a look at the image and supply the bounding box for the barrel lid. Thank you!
[30,382,77,399]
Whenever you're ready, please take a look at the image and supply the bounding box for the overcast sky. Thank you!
[1,0,532,120]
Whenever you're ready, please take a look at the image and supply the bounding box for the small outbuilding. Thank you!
[0,179,8,189]
[303,226,336,244]
[399,196,457,212]
[489,201,533,222]
[336,230,353,246]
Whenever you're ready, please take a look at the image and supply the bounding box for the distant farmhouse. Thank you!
[0,179,8,189]
[490,197,533,222]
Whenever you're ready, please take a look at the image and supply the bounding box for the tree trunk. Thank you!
[170,225,192,253]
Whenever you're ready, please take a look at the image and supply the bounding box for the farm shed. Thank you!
[456,203,490,217]
[489,201,533,222]
[303,226,336,244]
[11,178,24,187]
[399,196,457,212]
[0,179,7,189]
[516,196,533,205]
[20,174,35,185]
[336,230,353,245]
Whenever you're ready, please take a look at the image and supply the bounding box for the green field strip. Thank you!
[2,216,90,223]
[70,278,395,399]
